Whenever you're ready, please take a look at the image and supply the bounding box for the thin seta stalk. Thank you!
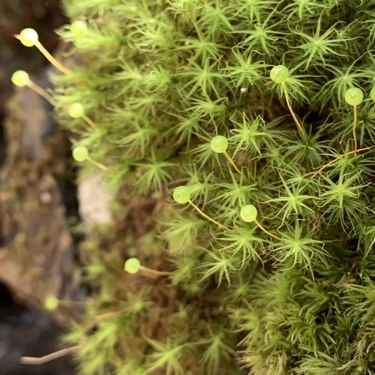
[210,135,248,181]
[270,65,307,142]
[72,146,110,171]
[33,39,74,78]
[11,70,55,104]
[222,151,247,181]
[124,258,173,276]
[15,28,75,78]
[188,199,235,233]
[87,156,110,171]
[311,145,375,179]
[68,103,99,131]
[312,88,368,179]
[240,204,283,242]
[254,218,283,241]
[352,104,358,154]
[345,87,364,155]
[27,81,55,104]
[11,71,98,132]
[281,82,307,141]
[173,186,235,233]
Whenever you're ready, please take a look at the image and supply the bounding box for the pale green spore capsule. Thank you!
[19,28,39,47]
[124,258,141,274]
[44,296,59,311]
[11,70,29,87]
[240,205,258,223]
[210,136,228,153]
[173,186,191,204]
[71,20,88,37]
[68,103,85,118]
[344,88,363,106]
[72,146,89,162]
[270,65,289,83]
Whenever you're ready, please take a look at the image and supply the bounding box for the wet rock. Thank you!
[0,284,76,375]
[0,2,80,374]
[0,64,81,375]
[1,78,86,324]
[18,67,57,162]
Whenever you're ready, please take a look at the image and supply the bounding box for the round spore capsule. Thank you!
[124,258,141,274]
[345,88,363,106]
[173,186,191,204]
[19,28,39,47]
[11,70,29,87]
[270,65,289,83]
[240,205,258,223]
[210,136,228,153]
[68,103,85,118]
[44,296,59,311]
[72,146,89,162]
[71,20,88,37]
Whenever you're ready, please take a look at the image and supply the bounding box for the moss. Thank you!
[26,0,375,373]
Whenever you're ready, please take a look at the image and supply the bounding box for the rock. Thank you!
[78,171,116,227]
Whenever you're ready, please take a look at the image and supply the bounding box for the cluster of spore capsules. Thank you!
[10,24,375,280]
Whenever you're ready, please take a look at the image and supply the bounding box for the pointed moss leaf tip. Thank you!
[345,88,363,106]
[270,65,289,83]
[124,258,141,274]
[210,135,228,153]
[173,186,191,204]
[240,205,258,222]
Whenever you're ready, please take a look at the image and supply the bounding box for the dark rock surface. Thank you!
[0,2,80,374]
[0,284,75,375]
